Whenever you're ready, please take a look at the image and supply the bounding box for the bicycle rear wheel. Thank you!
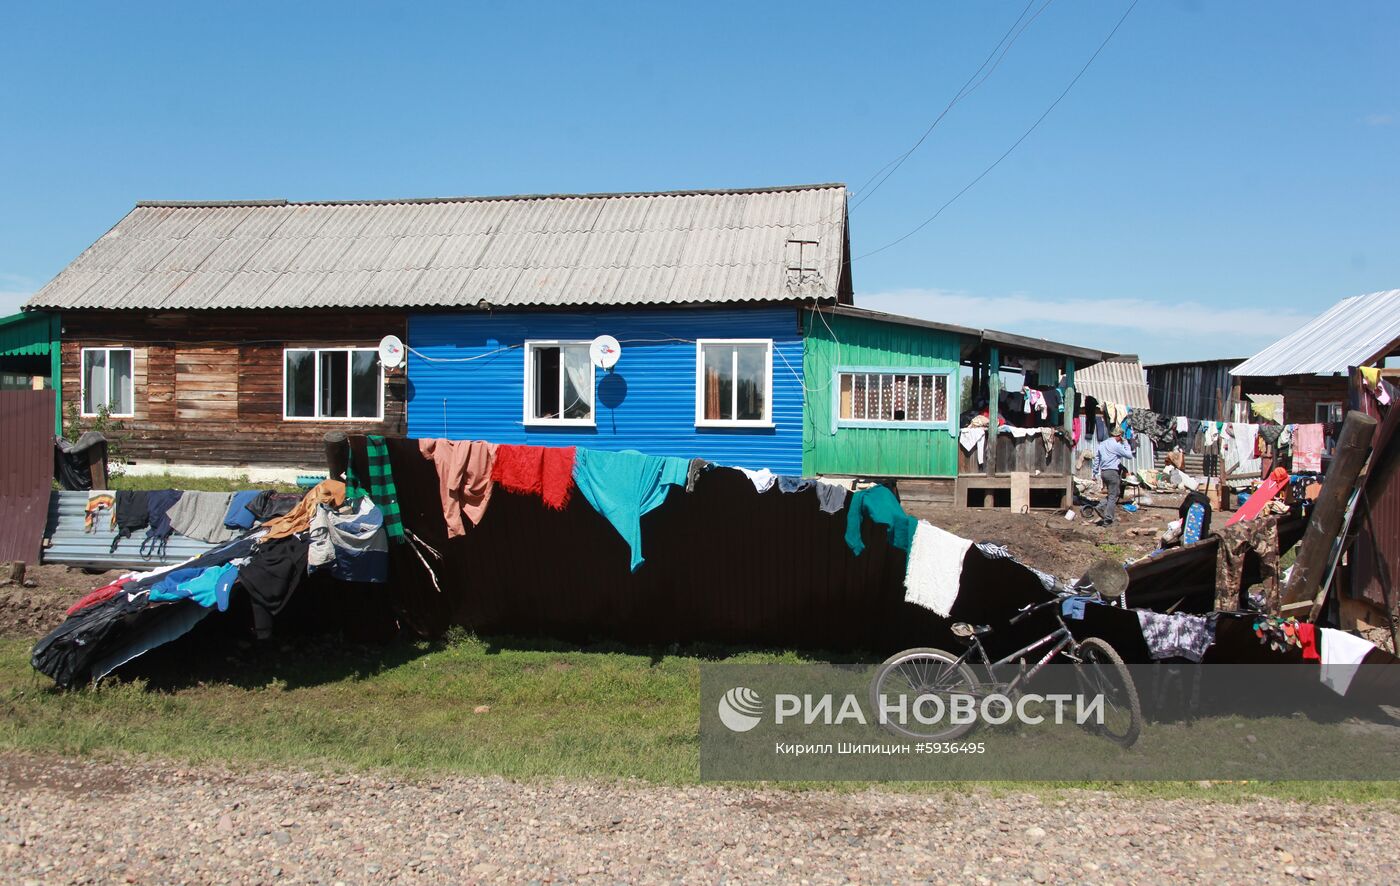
[870,647,981,741]
[1074,637,1142,747]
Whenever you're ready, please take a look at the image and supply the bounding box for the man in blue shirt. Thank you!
[1091,425,1134,526]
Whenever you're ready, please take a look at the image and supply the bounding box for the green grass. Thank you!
[107,473,303,493]
[2,634,1397,802]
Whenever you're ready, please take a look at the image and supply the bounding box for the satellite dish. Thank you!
[590,335,621,370]
[378,334,406,369]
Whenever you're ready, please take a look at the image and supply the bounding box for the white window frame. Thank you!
[281,347,385,422]
[694,338,775,428]
[79,347,135,417]
[522,340,596,427]
[832,367,954,430]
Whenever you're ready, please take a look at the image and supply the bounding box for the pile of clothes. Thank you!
[35,475,392,687]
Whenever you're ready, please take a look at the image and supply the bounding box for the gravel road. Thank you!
[1,753,1394,884]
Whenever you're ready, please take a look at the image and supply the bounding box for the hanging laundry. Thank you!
[1176,416,1189,433]
[259,480,346,541]
[244,490,302,523]
[1295,622,1319,662]
[149,563,239,612]
[65,579,130,616]
[775,475,814,495]
[167,492,242,544]
[844,485,916,556]
[346,435,405,543]
[308,497,389,583]
[1026,389,1047,419]
[1095,415,1108,442]
[1292,423,1324,473]
[572,448,690,572]
[737,467,776,493]
[685,458,711,493]
[1072,416,1082,446]
[1318,628,1376,696]
[84,493,115,532]
[419,438,497,538]
[1214,516,1280,611]
[1182,502,1207,545]
[959,427,987,466]
[1250,615,1302,654]
[1039,427,1056,455]
[491,444,576,511]
[222,490,265,531]
[902,520,972,616]
[1135,610,1217,662]
[1202,423,1219,450]
[141,490,184,559]
[814,479,849,514]
[239,534,311,639]
[110,490,150,552]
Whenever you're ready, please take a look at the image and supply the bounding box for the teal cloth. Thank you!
[149,562,238,610]
[573,448,691,571]
[844,485,916,556]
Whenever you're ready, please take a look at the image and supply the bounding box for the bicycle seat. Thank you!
[951,622,993,639]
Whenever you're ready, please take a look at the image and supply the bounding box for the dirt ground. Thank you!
[907,494,1186,580]
[0,563,122,638]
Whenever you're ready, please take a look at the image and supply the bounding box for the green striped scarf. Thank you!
[346,435,405,544]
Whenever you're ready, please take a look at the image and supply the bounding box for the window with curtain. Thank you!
[837,371,949,425]
[525,341,594,424]
[283,348,382,420]
[80,347,134,416]
[696,340,772,426]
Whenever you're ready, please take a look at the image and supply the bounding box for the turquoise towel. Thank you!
[844,485,916,556]
[573,448,691,572]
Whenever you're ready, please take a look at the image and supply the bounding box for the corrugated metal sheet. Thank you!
[42,491,220,570]
[0,311,54,357]
[1073,357,1150,409]
[406,306,806,474]
[25,184,849,312]
[1145,359,1243,420]
[1234,289,1400,377]
[803,310,965,477]
[0,390,54,562]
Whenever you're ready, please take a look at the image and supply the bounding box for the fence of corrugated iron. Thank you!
[41,490,222,570]
[1145,360,1242,421]
[0,390,55,563]
[1350,377,1400,616]
[348,436,1057,655]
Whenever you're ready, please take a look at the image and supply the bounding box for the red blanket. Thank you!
[66,579,129,616]
[492,445,576,510]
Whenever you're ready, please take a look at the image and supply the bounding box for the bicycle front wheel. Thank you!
[870,647,981,741]
[1074,637,1142,747]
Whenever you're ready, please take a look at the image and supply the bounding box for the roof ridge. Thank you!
[134,183,848,209]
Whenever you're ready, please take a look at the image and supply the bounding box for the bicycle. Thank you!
[870,589,1143,747]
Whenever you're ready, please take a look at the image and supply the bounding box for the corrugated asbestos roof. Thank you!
[24,184,848,312]
[1233,289,1400,377]
[1073,356,1150,408]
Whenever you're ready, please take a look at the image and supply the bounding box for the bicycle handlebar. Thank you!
[1008,597,1060,625]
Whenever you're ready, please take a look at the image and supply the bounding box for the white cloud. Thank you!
[1363,113,1394,126]
[0,290,33,316]
[857,288,1311,363]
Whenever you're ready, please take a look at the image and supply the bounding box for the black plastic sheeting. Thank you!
[353,436,1059,656]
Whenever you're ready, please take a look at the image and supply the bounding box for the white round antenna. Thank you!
[378,334,406,369]
[590,335,621,370]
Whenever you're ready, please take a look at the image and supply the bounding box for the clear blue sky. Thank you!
[2,1,1396,361]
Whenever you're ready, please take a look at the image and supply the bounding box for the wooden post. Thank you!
[1280,410,1378,612]
[49,312,63,437]
[87,441,108,490]
[324,431,349,481]
[986,346,1000,477]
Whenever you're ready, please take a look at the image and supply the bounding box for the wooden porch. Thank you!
[954,431,1075,510]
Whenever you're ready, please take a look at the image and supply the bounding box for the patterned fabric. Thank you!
[347,436,404,544]
[1215,516,1280,611]
[1182,503,1206,545]
[1136,610,1217,661]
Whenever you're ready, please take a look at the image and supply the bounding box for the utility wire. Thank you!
[855,0,1140,262]
[850,0,1054,213]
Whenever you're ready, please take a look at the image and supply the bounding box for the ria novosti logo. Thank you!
[718,687,764,732]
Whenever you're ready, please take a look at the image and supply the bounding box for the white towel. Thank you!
[959,427,986,466]
[1318,628,1375,696]
[1176,416,1189,433]
[903,520,973,617]
[737,467,775,493]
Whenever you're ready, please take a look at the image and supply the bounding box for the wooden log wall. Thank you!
[60,310,408,468]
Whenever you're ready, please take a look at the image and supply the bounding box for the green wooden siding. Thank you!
[802,313,966,477]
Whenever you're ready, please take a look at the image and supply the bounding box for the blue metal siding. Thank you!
[407,307,805,473]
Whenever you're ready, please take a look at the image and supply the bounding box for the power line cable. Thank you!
[854,0,1140,262]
